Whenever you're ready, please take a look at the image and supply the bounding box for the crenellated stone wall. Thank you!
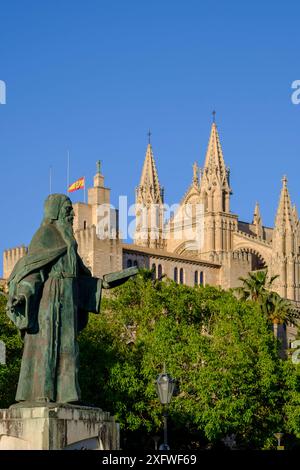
[3,246,27,280]
[76,225,122,278]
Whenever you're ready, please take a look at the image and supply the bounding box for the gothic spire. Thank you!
[203,122,229,187]
[271,176,296,296]
[199,120,231,213]
[137,142,163,204]
[135,141,164,249]
[274,176,294,231]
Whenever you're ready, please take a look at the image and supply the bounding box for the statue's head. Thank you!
[44,194,74,226]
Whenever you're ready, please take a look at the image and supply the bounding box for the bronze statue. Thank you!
[6,194,137,404]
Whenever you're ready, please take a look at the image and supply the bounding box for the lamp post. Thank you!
[155,365,175,451]
[274,432,284,450]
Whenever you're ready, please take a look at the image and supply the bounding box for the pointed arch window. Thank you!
[200,271,204,286]
[179,268,184,284]
[222,193,226,212]
[194,271,198,286]
[133,260,138,267]
[174,267,178,283]
[158,264,163,279]
[127,259,132,268]
[152,263,156,280]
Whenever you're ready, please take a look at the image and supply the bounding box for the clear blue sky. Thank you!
[1,0,300,275]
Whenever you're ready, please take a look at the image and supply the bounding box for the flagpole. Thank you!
[84,177,86,203]
[67,149,70,193]
[49,166,52,194]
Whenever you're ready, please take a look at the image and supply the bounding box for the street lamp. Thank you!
[155,365,176,450]
[274,432,284,450]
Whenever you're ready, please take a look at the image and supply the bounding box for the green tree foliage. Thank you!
[236,269,298,328]
[0,294,22,408]
[78,271,289,449]
[2,271,300,449]
[283,360,300,441]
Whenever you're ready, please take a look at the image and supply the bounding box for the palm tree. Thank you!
[236,269,298,339]
[262,291,295,338]
[236,269,278,304]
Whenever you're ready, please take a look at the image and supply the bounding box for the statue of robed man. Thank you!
[6,194,137,404]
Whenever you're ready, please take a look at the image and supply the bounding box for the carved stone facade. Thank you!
[131,121,300,305]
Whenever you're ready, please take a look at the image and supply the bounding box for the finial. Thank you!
[193,162,198,183]
[96,160,102,174]
[212,110,216,124]
[147,129,152,144]
[282,175,287,185]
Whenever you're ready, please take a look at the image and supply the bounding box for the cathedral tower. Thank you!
[199,119,237,258]
[271,176,300,300]
[134,139,164,248]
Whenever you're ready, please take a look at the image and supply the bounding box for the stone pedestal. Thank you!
[0,403,120,450]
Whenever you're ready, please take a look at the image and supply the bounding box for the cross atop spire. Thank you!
[96,160,102,174]
[212,110,216,124]
[147,129,152,145]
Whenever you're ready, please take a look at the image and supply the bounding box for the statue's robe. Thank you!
[6,222,102,403]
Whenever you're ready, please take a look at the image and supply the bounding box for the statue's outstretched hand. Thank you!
[102,280,110,289]
[102,266,139,289]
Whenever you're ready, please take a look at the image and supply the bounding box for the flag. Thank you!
[68,177,85,193]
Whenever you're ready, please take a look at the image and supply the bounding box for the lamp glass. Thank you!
[155,373,175,405]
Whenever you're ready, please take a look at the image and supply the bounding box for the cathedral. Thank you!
[3,120,300,342]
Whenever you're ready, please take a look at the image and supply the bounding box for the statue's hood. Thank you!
[8,224,68,285]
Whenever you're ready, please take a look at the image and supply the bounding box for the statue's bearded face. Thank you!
[59,200,75,226]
